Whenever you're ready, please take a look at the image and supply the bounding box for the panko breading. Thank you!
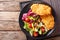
[40,15,54,30]
[31,4,51,15]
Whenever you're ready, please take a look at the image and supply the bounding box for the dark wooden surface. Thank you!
[0,0,59,40]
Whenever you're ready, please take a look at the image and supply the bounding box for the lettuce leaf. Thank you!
[24,22,31,31]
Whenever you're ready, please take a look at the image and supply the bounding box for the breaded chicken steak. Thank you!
[31,4,51,15]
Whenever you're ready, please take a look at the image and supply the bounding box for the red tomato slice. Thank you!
[33,32,38,37]
[41,27,45,33]
[29,23,32,28]
[25,17,30,22]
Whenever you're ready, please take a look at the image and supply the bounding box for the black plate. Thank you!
[19,1,56,40]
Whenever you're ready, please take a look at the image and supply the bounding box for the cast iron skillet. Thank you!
[19,1,56,40]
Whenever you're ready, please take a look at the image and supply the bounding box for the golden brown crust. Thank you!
[31,4,51,15]
[40,15,54,30]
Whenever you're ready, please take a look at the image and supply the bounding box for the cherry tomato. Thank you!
[33,32,38,37]
[41,27,45,33]
[25,18,30,22]
[29,23,32,28]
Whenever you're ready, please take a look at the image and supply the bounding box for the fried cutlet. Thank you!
[40,15,54,30]
[31,4,51,15]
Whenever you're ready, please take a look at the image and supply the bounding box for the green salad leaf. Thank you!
[24,22,31,31]
[28,16,36,20]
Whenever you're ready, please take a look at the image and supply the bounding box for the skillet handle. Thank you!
[20,0,42,10]
[20,1,31,11]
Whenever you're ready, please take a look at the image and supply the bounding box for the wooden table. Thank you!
[0,0,59,40]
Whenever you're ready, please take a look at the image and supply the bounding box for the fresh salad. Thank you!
[22,9,48,37]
